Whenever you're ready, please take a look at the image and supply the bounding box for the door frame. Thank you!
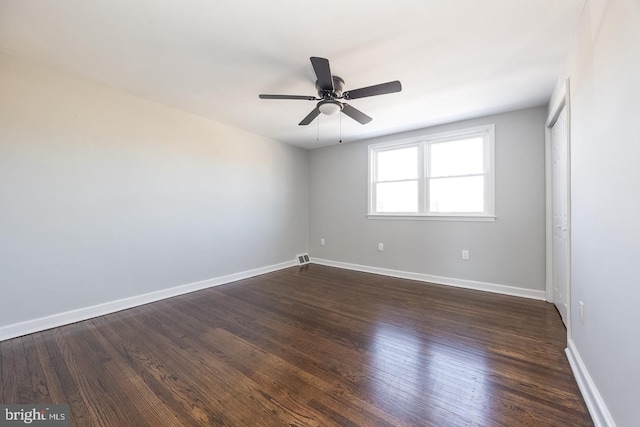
[545,78,572,335]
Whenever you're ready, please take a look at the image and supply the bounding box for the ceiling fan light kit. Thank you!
[318,100,342,115]
[259,56,401,126]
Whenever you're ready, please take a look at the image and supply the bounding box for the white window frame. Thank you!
[368,124,495,221]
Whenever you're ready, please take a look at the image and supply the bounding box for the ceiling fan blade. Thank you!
[259,94,318,100]
[299,107,321,126]
[310,57,334,91]
[343,80,402,100]
[342,103,372,124]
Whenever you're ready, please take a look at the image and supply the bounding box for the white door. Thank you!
[551,107,569,326]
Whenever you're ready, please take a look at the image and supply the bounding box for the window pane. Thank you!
[430,137,484,177]
[376,147,418,181]
[376,181,418,213]
[429,176,484,213]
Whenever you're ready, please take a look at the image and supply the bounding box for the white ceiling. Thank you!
[0,0,584,149]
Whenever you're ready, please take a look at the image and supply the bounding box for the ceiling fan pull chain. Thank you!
[316,114,320,143]
[339,113,342,144]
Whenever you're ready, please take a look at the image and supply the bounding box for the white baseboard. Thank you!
[566,339,616,427]
[0,260,296,342]
[311,258,546,300]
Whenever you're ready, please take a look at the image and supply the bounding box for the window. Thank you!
[368,124,495,220]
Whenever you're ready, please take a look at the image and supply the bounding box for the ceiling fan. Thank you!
[259,57,402,126]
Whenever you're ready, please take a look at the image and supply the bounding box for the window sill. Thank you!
[367,214,496,222]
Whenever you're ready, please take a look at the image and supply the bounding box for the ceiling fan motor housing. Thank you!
[316,76,345,99]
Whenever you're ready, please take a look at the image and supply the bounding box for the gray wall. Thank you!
[0,53,309,328]
[309,107,547,292]
[549,0,640,425]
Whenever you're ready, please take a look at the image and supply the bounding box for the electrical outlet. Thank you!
[378,243,384,252]
[461,250,470,260]
[579,301,585,324]
[320,238,325,246]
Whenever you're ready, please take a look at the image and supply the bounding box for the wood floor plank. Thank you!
[31,333,67,404]
[42,328,97,426]
[1,338,18,403]
[22,334,51,403]
[0,265,593,426]
[52,325,123,427]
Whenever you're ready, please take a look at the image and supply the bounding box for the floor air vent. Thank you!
[296,253,310,266]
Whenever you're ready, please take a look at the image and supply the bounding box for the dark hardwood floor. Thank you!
[1,264,593,426]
